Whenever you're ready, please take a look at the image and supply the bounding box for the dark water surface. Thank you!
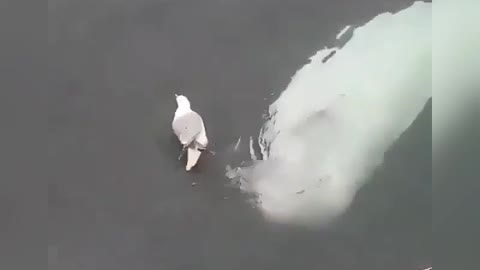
[34,0,432,269]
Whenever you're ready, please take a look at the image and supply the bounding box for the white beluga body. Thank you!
[172,94,208,171]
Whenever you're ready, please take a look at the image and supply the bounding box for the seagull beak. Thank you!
[174,94,178,97]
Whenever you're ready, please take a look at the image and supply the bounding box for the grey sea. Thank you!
[4,0,460,270]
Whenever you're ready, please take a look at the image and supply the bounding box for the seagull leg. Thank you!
[177,146,187,160]
[198,146,215,156]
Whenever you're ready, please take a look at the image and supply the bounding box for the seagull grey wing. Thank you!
[172,111,204,146]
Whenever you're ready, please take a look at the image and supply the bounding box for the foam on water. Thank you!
[226,1,433,226]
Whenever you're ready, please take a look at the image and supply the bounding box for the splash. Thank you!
[336,25,351,40]
[227,1,432,226]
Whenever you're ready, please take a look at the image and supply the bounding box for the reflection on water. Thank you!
[227,1,432,226]
[433,0,480,155]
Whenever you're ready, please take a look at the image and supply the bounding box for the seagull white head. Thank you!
[175,94,191,109]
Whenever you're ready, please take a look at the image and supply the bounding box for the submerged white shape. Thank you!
[172,94,208,171]
[336,25,351,39]
[226,1,432,226]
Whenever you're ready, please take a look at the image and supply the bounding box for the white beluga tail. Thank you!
[172,94,209,171]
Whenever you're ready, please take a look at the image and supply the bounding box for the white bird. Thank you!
[172,94,209,171]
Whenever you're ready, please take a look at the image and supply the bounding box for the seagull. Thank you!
[172,94,209,171]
